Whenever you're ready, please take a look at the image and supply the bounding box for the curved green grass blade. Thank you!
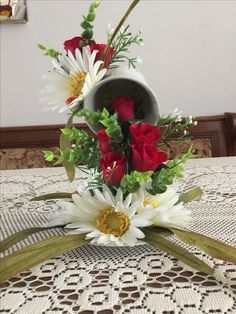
[171,228,236,263]
[102,0,140,62]
[31,192,74,201]
[59,114,74,181]
[144,229,214,275]
[0,235,88,284]
[59,107,82,182]
[177,187,203,204]
[145,227,173,238]
[0,226,63,252]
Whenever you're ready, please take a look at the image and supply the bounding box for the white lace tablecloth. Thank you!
[0,157,236,314]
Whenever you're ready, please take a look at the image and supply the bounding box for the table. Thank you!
[1,157,236,314]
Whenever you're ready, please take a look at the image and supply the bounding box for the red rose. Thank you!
[97,129,111,155]
[112,96,136,122]
[131,144,167,172]
[89,44,114,68]
[64,36,89,57]
[100,152,127,186]
[130,122,161,145]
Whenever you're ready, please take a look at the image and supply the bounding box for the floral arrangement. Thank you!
[1,0,235,284]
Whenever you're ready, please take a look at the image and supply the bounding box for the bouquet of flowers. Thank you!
[1,0,235,284]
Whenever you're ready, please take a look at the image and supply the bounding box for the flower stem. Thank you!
[102,0,140,64]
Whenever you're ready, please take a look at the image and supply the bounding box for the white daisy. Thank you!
[40,46,107,112]
[48,185,154,246]
[136,186,191,229]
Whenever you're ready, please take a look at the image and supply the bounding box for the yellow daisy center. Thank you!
[96,207,130,237]
[69,72,87,97]
[1,10,11,17]
[144,199,158,208]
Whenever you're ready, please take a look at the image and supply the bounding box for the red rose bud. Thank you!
[64,36,89,57]
[97,129,111,155]
[130,122,161,145]
[131,144,168,172]
[89,44,114,68]
[100,152,127,186]
[112,96,136,122]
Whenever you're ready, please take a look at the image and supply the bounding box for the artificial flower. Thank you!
[112,96,136,122]
[89,43,114,68]
[100,152,127,185]
[97,129,111,155]
[0,5,12,17]
[40,46,107,112]
[49,185,154,246]
[64,36,91,57]
[130,122,161,145]
[137,186,191,229]
[131,144,167,172]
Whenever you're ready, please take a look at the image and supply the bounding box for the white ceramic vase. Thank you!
[83,65,160,133]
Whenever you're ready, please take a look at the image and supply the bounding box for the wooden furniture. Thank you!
[225,112,236,156]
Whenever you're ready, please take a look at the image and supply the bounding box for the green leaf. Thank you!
[61,128,72,136]
[177,187,204,204]
[0,235,88,284]
[80,1,100,39]
[43,150,54,161]
[170,228,236,264]
[45,48,60,59]
[30,192,74,201]
[37,43,46,51]
[120,171,153,193]
[145,226,173,238]
[0,227,59,252]
[60,110,80,182]
[102,0,140,64]
[37,43,60,58]
[144,229,214,275]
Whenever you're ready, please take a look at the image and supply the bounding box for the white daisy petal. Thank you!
[75,48,86,72]
[124,193,132,208]
[129,226,145,239]
[121,231,137,246]
[48,186,154,247]
[136,186,191,229]
[131,219,152,227]
[41,46,106,112]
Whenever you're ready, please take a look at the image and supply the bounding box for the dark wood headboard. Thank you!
[0,113,235,157]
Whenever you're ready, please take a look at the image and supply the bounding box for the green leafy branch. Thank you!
[148,146,194,195]
[156,112,198,144]
[120,171,153,194]
[108,25,143,68]
[45,128,100,171]
[78,108,123,142]
[37,44,61,59]
[81,1,100,40]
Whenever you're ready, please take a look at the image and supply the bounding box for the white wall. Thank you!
[1,0,236,127]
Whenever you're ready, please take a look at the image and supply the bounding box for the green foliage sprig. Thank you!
[147,146,194,195]
[45,128,100,171]
[81,1,100,40]
[37,44,61,59]
[120,171,153,194]
[157,111,198,144]
[100,113,123,141]
[78,108,123,142]
[108,25,144,68]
